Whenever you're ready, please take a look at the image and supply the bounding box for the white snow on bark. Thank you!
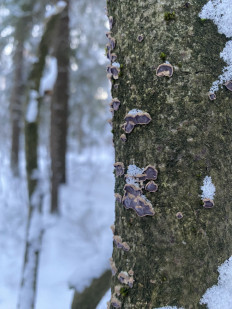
[126,164,144,186]
[199,0,232,92]
[201,176,216,200]
[39,56,58,96]
[200,257,232,309]
[26,90,38,123]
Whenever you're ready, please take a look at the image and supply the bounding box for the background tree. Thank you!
[107,0,232,308]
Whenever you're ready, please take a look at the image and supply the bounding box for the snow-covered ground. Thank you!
[0,146,114,309]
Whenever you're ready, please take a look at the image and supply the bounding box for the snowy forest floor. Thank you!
[0,145,114,309]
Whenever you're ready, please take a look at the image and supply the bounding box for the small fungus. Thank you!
[106,31,111,38]
[176,212,183,219]
[203,198,214,208]
[123,121,135,134]
[145,181,158,193]
[128,269,134,276]
[108,35,116,50]
[156,63,173,77]
[114,162,125,176]
[137,34,144,42]
[118,271,134,288]
[110,258,118,276]
[109,16,113,29]
[122,194,155,217]
[123,111,151,134]
[114,285,123,296]
[115,193,122,203]
[111,297,122,308]
[110,66,120,79]
[208,92,216,100]
[224,80,232,91]
[143,165,158,180]
[124,184,142,197]
[111,53,117,62]
[107,119,112,127]
[134,174,147,182]
[120,134,127,142]
[113,235,130,251]
[111,98,121,111]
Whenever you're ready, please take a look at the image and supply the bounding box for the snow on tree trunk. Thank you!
[17,10,63,309]
[107,0,232,308]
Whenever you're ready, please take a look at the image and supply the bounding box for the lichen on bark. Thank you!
[108,0,232,308]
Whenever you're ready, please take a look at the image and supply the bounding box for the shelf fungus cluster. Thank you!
[203,198,214,208]
[156,63,173,77]
[118,271,134,288]
[122,165,158,217]
[110,257,118,276]
[110,98,121,111]
[225,80,232,92]
[113,235,130,251]
[114,162,125,177]
[123,110,152,134]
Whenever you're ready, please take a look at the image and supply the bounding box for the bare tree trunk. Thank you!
[50,0,70,213]
[71,270,111,309]
[10,39,24,176]
[17,11,62,309]
[108,1,232,308]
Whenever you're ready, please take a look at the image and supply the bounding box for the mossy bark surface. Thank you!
[108,1,232,308]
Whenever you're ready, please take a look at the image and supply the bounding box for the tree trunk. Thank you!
[108,1,232,308]
[50,0,70,213]
[71,270,111,309]
[18,11,62,309]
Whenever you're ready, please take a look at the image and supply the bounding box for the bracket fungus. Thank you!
[203,198,214,208]
[123,110,151,134]
[111,297,122,308]
[111,53,117,62]
[109,16,113,30]
[137,34,144,42]
[208,92,216,100]
[124,184,142,197]
[114,162,125,176]
[156,63,173,77]
[120,134,127,142]
[115,193,122,203]
[145,181,158,193]
[143,165,158,180]
[113,235,130,251]
[108,36,116,50]
[118,271,134,288]
[110,224,115,234]
[176,212,183,219]
[122,192,155,217]
[110,257,118,276]
[110,98,121,111]
[224,80,232,91]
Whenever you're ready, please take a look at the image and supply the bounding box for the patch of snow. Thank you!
[201,176,216,200]
[126,164,144,186]
[39,57,57,96]
[96,289,111,309]
[112,62,120,68]
[26,90,38,122]
[200,256,232,309]
[199,0,232,92]
[128,109,143,115]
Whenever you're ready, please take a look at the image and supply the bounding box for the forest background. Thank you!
[0,0,114,308]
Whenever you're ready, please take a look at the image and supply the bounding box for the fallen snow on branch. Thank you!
[199,0,232,93]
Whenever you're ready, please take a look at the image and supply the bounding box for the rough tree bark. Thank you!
[107,1,232,308]
[50,0,70,213]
